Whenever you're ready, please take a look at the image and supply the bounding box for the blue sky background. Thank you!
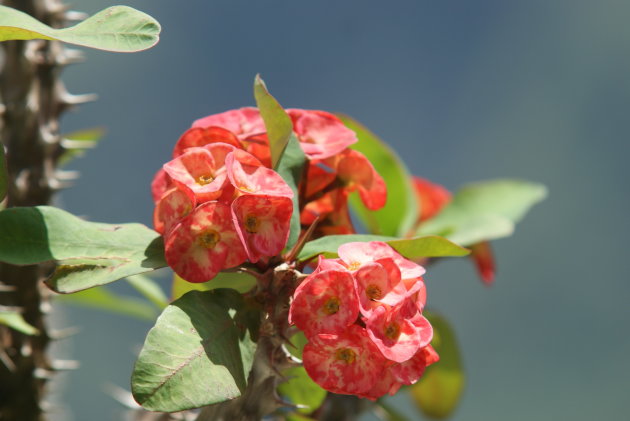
[46,1,630,420]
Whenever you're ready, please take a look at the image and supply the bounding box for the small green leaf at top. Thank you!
[338,114,419,237]
[254,75,294,169]
[0,206,166,293]
[298,234,469,262]
[410,311,464,419]
[0,143,7,202]
[416,179,547,246]
[131,290,256,412]
[276,135,306,251]
[0,5,160,52]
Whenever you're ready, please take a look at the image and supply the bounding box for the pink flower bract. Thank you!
[366,305,433,363]
[303,325,386,395]
[163,147,229,203]
[288,109,358,160]
[226,149,293,198]
[153,187,195,235]
[289,269,359,338]
[165,201,246,283]
[192,107,266,140]
[231,194,293,262]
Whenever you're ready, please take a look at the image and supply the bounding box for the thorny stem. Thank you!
[0,1,87,419]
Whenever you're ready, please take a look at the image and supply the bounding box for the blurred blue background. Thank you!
[48,0,629,420]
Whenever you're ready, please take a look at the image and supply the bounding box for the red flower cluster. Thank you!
[289,242,438,399]
[151,109,297,283]
[152,107,387,282]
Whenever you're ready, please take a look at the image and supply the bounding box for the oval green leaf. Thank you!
[410,311,464,419]
[0,5,160,52]
[275,136,306,250]
[253,75,293,169]
[417,179,548,246]
[253,75,305,249]
[131,290,256,412]
[298,234,469,262]
[0,206,166,293]
[338,114,419,237]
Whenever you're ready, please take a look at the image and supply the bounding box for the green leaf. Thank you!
[410,312,464,419]
[253,75,293,169]
[0,5,160,52]
[276,136,306,251]
[298,234,469,262]
[171,271,256,300]
[0,143,7,202]
[126,274,169,310]
[278,366,327,414]
[0,311,38,335]
[416,179,547,246]
[0,206,166,293]
[59,127,105,167]
[338,114,418,237]
[56,286,158,321]
[131,290,256,412]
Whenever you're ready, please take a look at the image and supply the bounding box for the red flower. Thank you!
[390,344,439,385]
[231,194,293,262]
[226,149,293,198]
[192,107,266,141]
[162,146,231,203]
[337,241,425,280]
[153,187,195,235]
[289,269,359,338]
[151,168,173,203]
[365,304,433,363]
[172,126,241,158]
[412,176,452,223]
[353,259,406,317]
[303,325,387,395]
[470,241,496,285]
[164,201,246,283]
[288,109,358,160]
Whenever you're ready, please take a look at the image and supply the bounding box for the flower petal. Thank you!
[303,326,386,395]
[165,201,246,283]
[289,269,359,338]
[288,109,358,160]
[231,194,293,262]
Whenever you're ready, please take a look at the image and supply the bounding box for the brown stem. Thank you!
[0,1,79,419]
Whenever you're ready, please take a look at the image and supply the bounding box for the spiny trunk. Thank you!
[0,1,87,419]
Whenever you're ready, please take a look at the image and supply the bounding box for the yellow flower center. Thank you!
[335,348,356,364]
[322,296,341,315]
[365,284,382,301]
[384,322,401,340]
[197,229,221,249]
[244,214,260,233]
[347,261,361,271]
[196,174,214,185]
